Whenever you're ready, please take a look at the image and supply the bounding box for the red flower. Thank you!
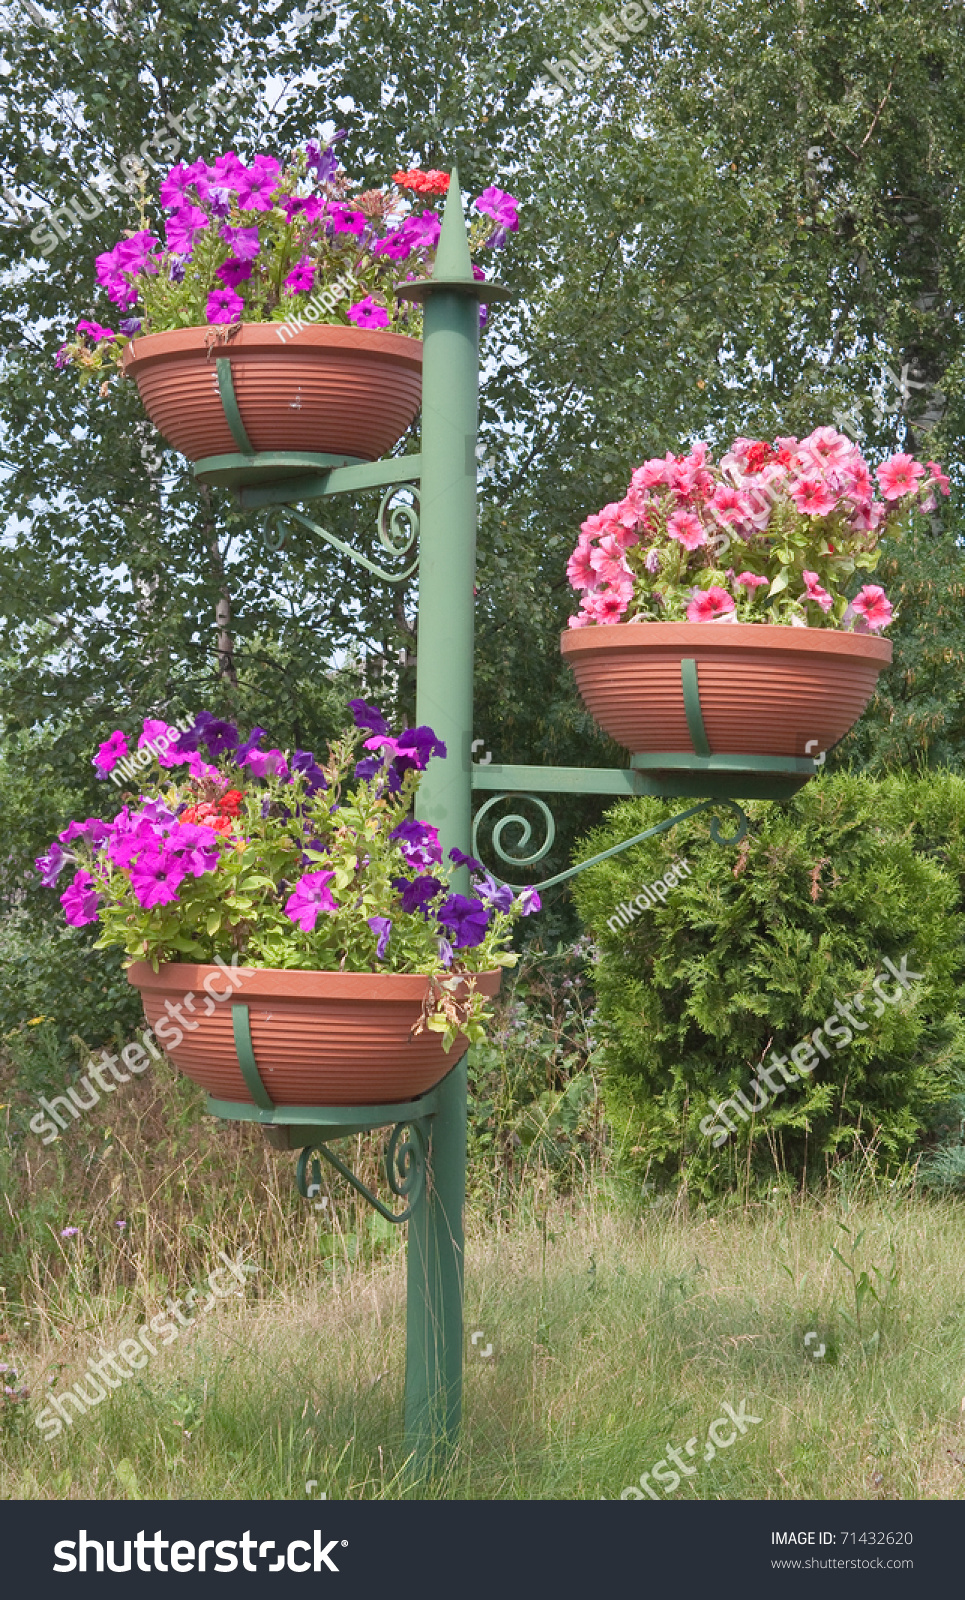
[393,169,450,195]
[744,441,774,472]
[218,790,244,816]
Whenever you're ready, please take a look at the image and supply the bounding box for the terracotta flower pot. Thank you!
[121,324,423,466]
[127,962,501,1107]
[561,621,892,758]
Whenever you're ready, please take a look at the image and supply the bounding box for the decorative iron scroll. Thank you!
[295,1119,427,1225]
[261,483,420,585]
[472,795,749,892]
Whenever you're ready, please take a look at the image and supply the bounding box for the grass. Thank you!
[4,1182,965,1500]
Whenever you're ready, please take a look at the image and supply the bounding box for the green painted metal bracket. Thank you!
[295,1121,428,1226]
[472,763,643,796]
[231,1004,274,1110]
[472,795,749,891]
[215,358,254,455]
[681,657,711,757]
[263,500,419,583]
[238,454,423,509]
[205,1081,443,1130]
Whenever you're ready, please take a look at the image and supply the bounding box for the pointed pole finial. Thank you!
[431,167,474,283]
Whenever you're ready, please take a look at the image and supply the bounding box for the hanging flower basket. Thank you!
[562,620,892,758]
[54,139,518,477]
[120,323,423,465]
[126,962,502,1106]
[561,430,948,763]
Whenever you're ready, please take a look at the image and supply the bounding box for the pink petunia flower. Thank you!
[850,584,893,631]
[61,869,99,926]
[876,454,926,500]
[76,319,116,343]
[798,426,853,470]
[801,570,833,612]
[666,510,707,550]
[927,461,951,495]
[566,541,597,591]
[582,588,631,624]
[686,586,736,622]
[709,485,751,525]
[734,571,769,591]
[789,477,837,516]
[589,534,631,587]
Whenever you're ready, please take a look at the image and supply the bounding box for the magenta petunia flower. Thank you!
[686,586,736,623]
[473,186,519,232]
[850,584,893,631]
[93,729,129,774]
[284,255,316,294]
[129,849,187,908]
[284,870,338,931]
[165,205,209,257]
[220,224,260,261]
[76,319,115,343]
[236,154,282,211]
[61,869,99,926]
[206,287,244,324]
[348,296,390,330]
[217,257,253,288]
[327,203,366,235]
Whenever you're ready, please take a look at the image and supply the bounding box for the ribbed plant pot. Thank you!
[561,621,892,758]
[127,963,501,1106]
[120,324,423,464]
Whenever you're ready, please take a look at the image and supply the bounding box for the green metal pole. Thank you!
[401,172,479,1475]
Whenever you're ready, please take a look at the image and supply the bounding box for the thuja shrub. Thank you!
[570,772,965,1196]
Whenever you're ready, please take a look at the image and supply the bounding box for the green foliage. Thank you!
[571,772,965,1196]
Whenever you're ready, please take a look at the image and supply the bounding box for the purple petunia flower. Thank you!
[437,935,455,968]
[473,870,513,914]
[174,712,238,757]
[306,130,346,183]
[35,841,69,886]
[93,729,129,774]
[354,755,382,782]
[169,256,187,283]
[291,748,327,795]
[518,886,541,916]
[348,295,390,329]
[220,224,260,260]
[390,818,442,870]
[61,869,100,927]
[119,317,142,336]
[367,915,392,959]
[349,699,390,737]
[436,893,490,949]
[58,817,110,848]
[284,869,337,931]
[449,846,483,872]
[473,186,519,233]
[392,874,443,916]
[234,727,266,765]
[217,257,254,288]
[206,286,244,324]
[208,186,232,218]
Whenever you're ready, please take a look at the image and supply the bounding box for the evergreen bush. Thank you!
[571,772,965,1196]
